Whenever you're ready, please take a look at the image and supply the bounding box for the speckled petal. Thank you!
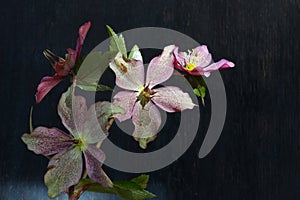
[132,102,162,149]
[21,127,73,156]
[84,145,113,187]
[152,86,195,112]
[113,91,138,122]
[192,45,212,67]
[146,45,175,89]
[109,52,144,91]
[58,89,88,136]
[44,147,83,198]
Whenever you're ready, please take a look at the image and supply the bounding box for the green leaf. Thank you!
[114,181,156,200]
[29,106,33,133]
[130,174,149,189]
[128,45,143,62]
[76,179,115,194]
[193,86,206,106]
[76,82,112,92]
[75,51,116,91]
[185,74,207,105]
[77,175,155,200]
[106,25,127,56]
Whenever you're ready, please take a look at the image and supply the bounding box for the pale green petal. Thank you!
[83,101,125,143]
[44,147,82,198]
[132,102,161,149]
[58,87,87,136]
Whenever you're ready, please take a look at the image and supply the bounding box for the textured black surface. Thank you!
[0,0,299,199]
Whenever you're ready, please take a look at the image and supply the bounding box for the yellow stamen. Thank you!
[186,62,195,71]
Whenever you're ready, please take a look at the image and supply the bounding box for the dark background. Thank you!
[1,0,299,199]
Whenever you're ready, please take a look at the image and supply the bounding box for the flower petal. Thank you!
[192,45,212,67]
[35,74,64,103]
[44,147,83,198]
[109,52,144,91]
[75,21,91,60]
[173,47,186,71]
[193,59,235,77]
[63,48,77,72]
[84,145,113,187]
[132,102,162,149]
[152,86,195,112]
[21,127,73,156]
[146,45,175,89]
[58,88,87,136]
[83,101,125,143]
[113,91,138,122]
[128,45,143,62]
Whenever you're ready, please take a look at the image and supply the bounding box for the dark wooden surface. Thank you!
[0,0,299,199]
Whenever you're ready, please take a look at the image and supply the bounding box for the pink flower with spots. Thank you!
[110,45,195,149]
[22,89,124,198]
[173,45,235,77]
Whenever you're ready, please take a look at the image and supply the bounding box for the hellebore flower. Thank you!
[22,89,124,198]
[109,45,195,149]
[35,21,91,103]
[173,45,235,77]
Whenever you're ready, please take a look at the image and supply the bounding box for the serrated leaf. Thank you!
[77,176,156,200]
[114,181,156,200]
[75,51,116,89]
[128,45,143,62]
[76,179,115,194]
[106,25,127,56]
[76,82,112,92]
[130,175,149,189]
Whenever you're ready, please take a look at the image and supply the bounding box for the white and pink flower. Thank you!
[173,45,235,77]
[110,45,195,148]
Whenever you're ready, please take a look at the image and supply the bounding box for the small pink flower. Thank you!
[110,45,195,148]
[173,45,235,77]
[35,22,91,103]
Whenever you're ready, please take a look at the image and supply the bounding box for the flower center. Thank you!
[137,86,155,108]
[73,137,87,151]
[186,62,196,71]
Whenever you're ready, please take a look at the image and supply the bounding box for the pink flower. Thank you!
[22,90,124,197]
[35,21,91,103]
[173,45,235,77]
[109,45,195,148]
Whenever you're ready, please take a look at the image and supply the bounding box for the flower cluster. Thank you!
[22,22,234,200]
